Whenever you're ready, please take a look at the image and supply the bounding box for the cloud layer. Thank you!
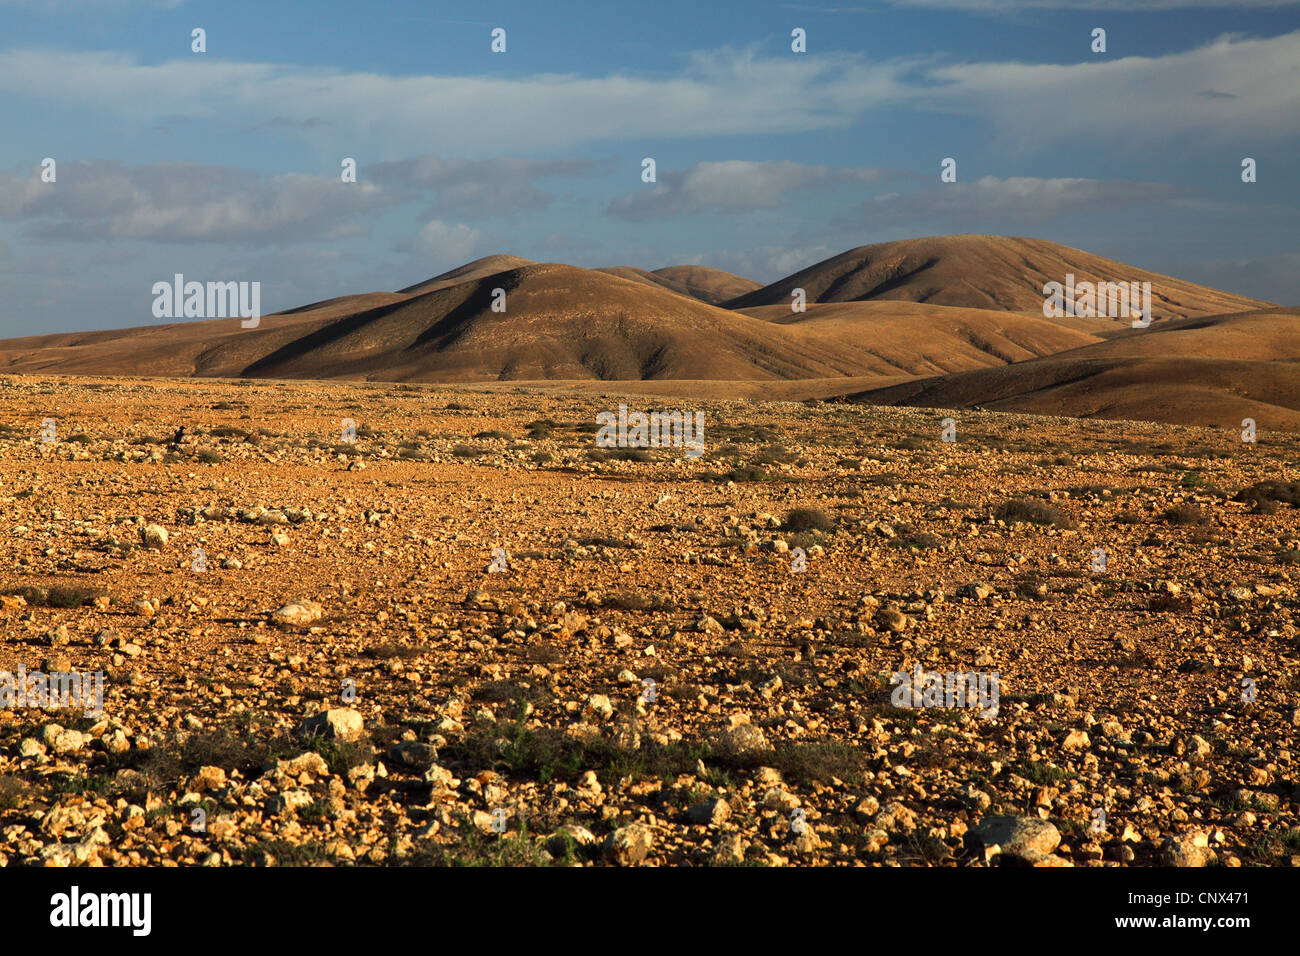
[2,31,1295,157]
[608,160,885,220]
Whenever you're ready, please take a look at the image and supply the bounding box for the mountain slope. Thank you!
[846,307,1300,428]
[0,260,1097,383]
[397,254,536,295]
[595,265,760,305]
[725,235,1272,323]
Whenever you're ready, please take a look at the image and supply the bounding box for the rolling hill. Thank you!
[0,256,1096,383]
[845,307,1300,429]
[0,237,1283,433]
[724,235,1272,324]
[597,265,762,305]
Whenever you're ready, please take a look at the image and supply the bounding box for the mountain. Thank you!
[737,300,1099,375]
[0,257,1093,383]
[724,235,1272,323]
[0,239,1280,420]
[595,265,761,305]
[845,307,1300,429]
[397,254,537,295]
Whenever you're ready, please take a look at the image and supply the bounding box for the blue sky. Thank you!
[0,0,1297,336]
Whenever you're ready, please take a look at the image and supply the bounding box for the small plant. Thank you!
[0,775,29,810]
[6,584,106,608]
[994,498,1075,529]
[783,507,834,532]
[1235,480,1300,511]
[209,426,251,440]
[1162,503,1207,526]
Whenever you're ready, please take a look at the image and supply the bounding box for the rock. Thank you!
[140,523,168,549]
[423,764,457,789]
[753,766,783,787]
[697,615,725,637]
[604,823,654,865]
[298,707,364,742]
[389,740,436,767]
[43,625,70,647]
[853,795,880,821]
[39,845,76,867]
[1161,832,1215,867]
[687,797,731,827]
[790,825,822,854]
[276,753,329,779]
[131,600,155,618]
[762,788,801,812]
[1098,719,1129,742]
[874,801,917,832]
[547,825,596,855]
[711,831,747,865]
[41,655,72,674]
[583,694,614,722]
[50,729,87,755]
[969,815,1062,864]
[208,816,238,841]
[191,765,228,791]
[272,600,323,628]
[1062,729,1091,751]
[40,805,85,837]
[714,723,770,757]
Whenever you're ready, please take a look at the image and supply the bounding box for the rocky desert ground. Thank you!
[2,373,1299,868]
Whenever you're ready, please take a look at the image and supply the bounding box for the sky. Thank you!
[0,0,1297,336]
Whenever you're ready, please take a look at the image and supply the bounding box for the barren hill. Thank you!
[846,307,1300,429]
[0,260,1093,383]
[725,235,1272,323]
[397,254,537,295]
[738,300,1099,375]
[596,265,760,305]
[0,240,1278,411]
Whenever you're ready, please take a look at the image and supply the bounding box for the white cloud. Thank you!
[0,47,920,158]
[921,31,1300,149]
[0,161,394,242]
[852,175,1185,229]
[705,244,838,284]
[1,32,1293,160]
[406,220,482,265]
[609,160,885,220]
[370,156,601,216]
